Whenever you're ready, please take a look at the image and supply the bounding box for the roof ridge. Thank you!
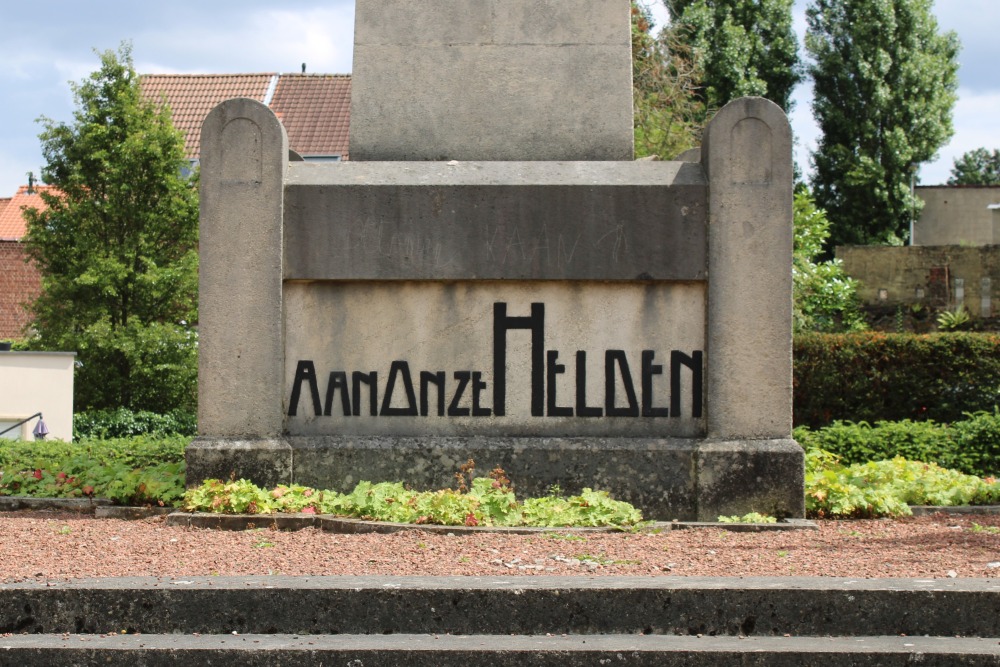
[141,73,279,79]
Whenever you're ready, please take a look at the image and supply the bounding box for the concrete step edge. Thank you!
[3,576,1000,638]
[1,633,999,656]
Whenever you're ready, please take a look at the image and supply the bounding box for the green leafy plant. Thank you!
[183,474,644,529]
[804,446,1000,519]
[970,523,1000,535]
[937,306,972,331]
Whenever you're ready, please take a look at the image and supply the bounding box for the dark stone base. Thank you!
[185,436,803,521]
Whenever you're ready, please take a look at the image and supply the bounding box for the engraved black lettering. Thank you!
[605,350,639,417]
[324,371,351,416]
[641,350,669,417]
[671,350,704,418]
[420,371,446,416]
[352,371,378,416]
[288,360,321,417]
[493,302,544,417]
[471,371,492,417]
[546,350,573,417]
[448,371,471,416]
[380,361,418,416]
[575,351,602,417]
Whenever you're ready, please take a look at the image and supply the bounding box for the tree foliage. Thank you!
[793,189,866,333]
[806,0,959,248]
[948,148,1000,186]
[632,3,705,159]
[22,44,198,412]
[664,0,801,113]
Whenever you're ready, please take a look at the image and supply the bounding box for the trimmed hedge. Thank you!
[795,411,1000,477]
[794,332,1000,428]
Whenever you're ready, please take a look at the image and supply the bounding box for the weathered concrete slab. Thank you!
[186,438,292,490]
[284,282,705,438]
[283,161,707,281]
[3,576,1000,638]
[350,0,633,161]
[3,633,1000,667]
[94,506,174,520]
[287,435,699,519]
[0,497,111,512]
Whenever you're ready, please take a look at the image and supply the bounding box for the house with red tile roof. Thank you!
[0,185,53,339]
[0,73,352,340]
[141,73,351,161]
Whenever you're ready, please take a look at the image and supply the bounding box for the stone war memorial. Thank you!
[187,0,804,521]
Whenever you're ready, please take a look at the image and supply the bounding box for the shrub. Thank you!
[0,435,189,506]
[795,411,1000,477]
[74,408,197,439]
[794,332,1000,428]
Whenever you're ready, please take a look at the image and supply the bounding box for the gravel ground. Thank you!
[1,511,999,582]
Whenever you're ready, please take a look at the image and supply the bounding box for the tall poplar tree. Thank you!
[806,0,959,247]
[23,44,199,412]
[664,0,801,113]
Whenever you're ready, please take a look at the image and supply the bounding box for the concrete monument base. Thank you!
[186,436,803,521]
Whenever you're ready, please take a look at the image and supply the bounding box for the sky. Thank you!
[0,0,995,197]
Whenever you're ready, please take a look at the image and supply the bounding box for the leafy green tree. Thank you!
[806,0,959,247]
[793,189,866,333]
[22,44,198,412]
[948,148,1000,186]
[664,0,802,113]
[632,2,705,159]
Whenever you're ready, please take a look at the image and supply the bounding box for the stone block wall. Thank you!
[837,244,1000,317]
[0,242,40,340]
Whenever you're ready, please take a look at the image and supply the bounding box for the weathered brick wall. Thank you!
[0,241,41,340]
[837,244,1000,317]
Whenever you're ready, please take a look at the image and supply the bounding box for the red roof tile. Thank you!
[270,74,352,159]
[0,186,56,240]
[141,73,352,160]
[141,74,277,158]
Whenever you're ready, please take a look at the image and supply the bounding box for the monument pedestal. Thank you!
[189,436,803,521]
[188,1,803,521]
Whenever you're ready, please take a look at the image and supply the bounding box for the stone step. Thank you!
[1,633,999,666]
[2,576,999,638]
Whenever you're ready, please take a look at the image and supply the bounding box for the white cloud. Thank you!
[135,7,354,75]
[920,88,1000,185]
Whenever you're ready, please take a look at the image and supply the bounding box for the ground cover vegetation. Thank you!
[0,435,186,506]
[804,446,1000,519]
[183,476,644,529]
[6,415,1000,523]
